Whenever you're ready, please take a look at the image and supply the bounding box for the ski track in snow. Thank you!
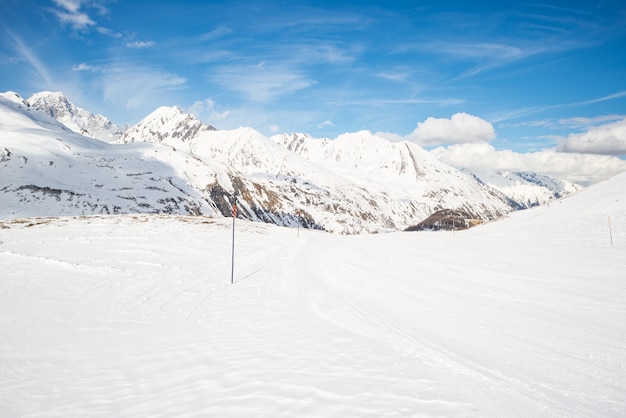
[0,195,625,417]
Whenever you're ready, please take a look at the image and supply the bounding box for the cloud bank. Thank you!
[406,113,626,184]
[432,143,626,185]
[557,118,626,155]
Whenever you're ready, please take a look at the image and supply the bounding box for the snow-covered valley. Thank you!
[1,173,624,416]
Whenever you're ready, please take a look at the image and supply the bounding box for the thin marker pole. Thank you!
[231,203,236,284]
[297,209,301,238]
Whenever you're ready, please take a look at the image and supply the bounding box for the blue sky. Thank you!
[1,0,626,182]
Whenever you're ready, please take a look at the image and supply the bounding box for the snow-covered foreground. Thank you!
[1,175,625,417]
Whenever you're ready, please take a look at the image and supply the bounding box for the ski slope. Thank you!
[1,174,625,417]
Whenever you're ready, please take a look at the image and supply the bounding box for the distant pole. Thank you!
[608,215,613,246]
[231,202,237,284]
[296,209,301,238]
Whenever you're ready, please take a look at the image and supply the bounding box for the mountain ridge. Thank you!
[0,91,584,232]
[27,91,123,143]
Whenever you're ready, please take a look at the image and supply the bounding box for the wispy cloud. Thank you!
[126,40,155,49]
[50,0,113,32]
[211,62,316,102]
[52,0,82,13]
[318,120,334,129]
[72,62,97,72]
[101,66,187,114]
[51,0,95,30]
[97,27,123,38]
[187,99,231,124]
[198,26,233,41]
[558,114,626,129]
[334,98,466,107]
[71,62,122,73]
[492,91,626,124]
[282,43,358,65]
[373,67,414,83]
[6,31,54,88]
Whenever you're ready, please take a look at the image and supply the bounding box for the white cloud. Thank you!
[53,10,95,30]
[51,0,96,30]
[317,120,334,129]
[126,41,155,49]
[187,99,231,125]
[72,62,96,72]
[211,62,316,102]
[408,112,496,146]
[7,31,54,87]
[199,26,233,41]
[558,114,625,129]
[374,69,412,82]
[97,27,122,38]
[51,0,113,32]
[101,67,187,117]
[71,62,122,73]
[269,124,280,133]
[53,0,82,13]
[431,143,626,185]
[557,118,626,155]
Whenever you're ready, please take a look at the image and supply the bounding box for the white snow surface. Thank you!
[1,173,625,417]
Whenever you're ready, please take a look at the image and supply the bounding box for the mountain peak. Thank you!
[28,90,67,100]
[26,91,122,143]
[119,105,216,146]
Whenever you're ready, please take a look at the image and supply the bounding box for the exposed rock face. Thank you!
[404,209,483,231]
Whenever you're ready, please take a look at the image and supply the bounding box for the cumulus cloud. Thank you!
[408,112,496,146]
[557,118,626,155]
[431,143,626,185]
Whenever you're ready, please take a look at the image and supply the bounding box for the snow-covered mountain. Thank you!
[118,108,519,232]
[0,92,222,218]
[120,105,215,145]
[0,91,583,233]
[464,169,583,209]
[27,91,123,143]
[275,132,583,212]
[272,131,512,220]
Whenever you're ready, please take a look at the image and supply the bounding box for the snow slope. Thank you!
[0,93,223,218]
[1,173,624,416]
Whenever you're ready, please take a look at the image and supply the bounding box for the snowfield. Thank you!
[1,174,625,417]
